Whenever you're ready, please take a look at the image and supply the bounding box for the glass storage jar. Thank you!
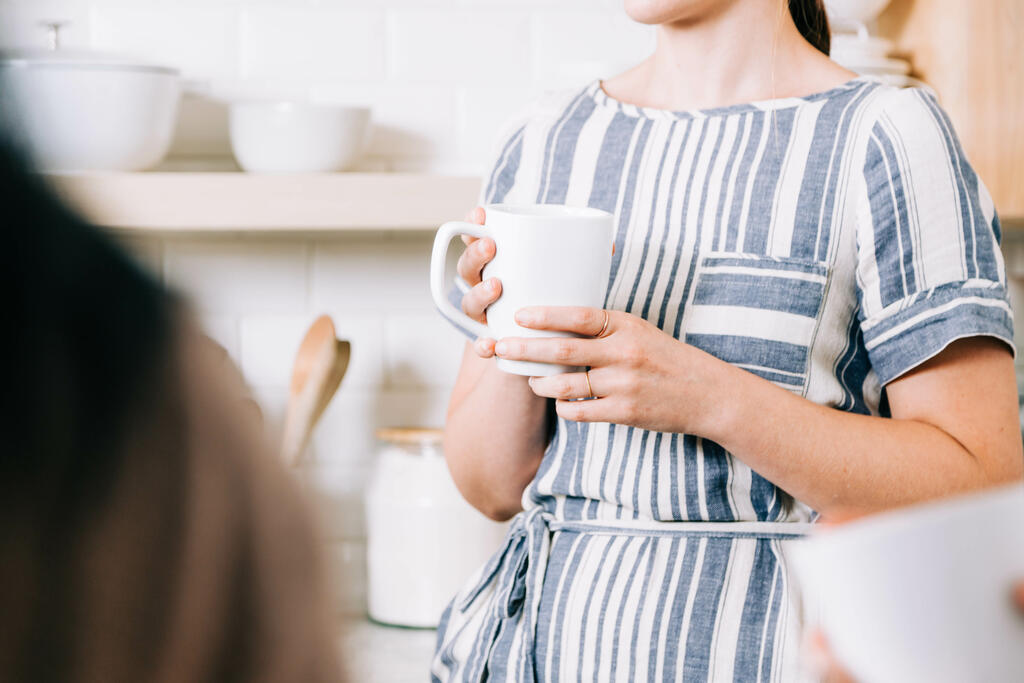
[365,427,508,628]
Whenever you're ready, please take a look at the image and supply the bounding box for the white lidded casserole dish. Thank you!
[0,22,181,172]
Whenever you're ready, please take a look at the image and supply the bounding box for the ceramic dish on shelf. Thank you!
[833,56,912,76]
[825,0,893,33]
[229,101,371,174]
[0,22,181,172]
[830,33,895,60]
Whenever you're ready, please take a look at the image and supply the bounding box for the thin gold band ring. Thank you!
[596,310,611,338]
[584,370,595,399]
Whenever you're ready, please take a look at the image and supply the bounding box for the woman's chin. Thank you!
[622,0,724,26]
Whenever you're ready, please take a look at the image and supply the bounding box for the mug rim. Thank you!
[486,203,613,220]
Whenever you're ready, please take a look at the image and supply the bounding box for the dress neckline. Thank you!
[590,75,874,120]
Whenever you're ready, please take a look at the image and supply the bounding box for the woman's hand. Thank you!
[494,306,729,432]
[456,207,502,359]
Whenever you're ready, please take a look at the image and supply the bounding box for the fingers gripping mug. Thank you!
[430,204,615,377]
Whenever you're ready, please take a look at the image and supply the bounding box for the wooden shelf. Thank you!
[45,172,482,232]
[44,171,1022,235]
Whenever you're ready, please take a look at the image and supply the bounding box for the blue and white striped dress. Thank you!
[432,77,1014,682]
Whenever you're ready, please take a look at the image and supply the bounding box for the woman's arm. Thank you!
[442,208,550,521]
[445,346,549,520]
[502,307,1023,518]
[706,336,1023,517]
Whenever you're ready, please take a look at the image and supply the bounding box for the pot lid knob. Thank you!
[39,20,71,51]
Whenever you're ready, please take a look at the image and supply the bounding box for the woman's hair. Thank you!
[789,0,831,55]
[0,139,341,683]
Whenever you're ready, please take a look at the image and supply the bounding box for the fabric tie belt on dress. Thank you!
[455,507,814,682]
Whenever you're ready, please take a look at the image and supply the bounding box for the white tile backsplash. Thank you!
[457,85,537,164]
[311,386,453,466]
[323,314,389,390]
[301,463,370,541]
[532,9,655,90]
[164,238,308,314]
[310,82,461,166]
[371,387,453,431]
[311,389,381,469]
[386,9,533,85]
[0,1,92,50]
[240,312,387,392]
[240,7,386,82]
[312,233,442,314]
[90,5,241,80]
[385,313,466,389]
[146,227,468,618]
[240,313,318,388]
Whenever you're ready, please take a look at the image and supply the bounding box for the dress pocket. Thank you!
[683,252,830,392]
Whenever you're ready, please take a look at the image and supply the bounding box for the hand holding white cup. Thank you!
[431,204,614,377]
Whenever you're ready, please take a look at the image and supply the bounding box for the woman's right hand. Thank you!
[458,206,502,359]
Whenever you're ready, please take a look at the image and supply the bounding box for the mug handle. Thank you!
[430,220,493,339]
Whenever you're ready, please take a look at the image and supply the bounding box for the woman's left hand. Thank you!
[494,306,729,432]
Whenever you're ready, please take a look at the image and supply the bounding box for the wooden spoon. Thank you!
[281,315,351,466]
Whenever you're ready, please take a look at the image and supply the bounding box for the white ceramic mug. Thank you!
[792,484,1024,683]
[430,204,614,377]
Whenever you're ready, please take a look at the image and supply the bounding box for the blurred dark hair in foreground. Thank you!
[0,139,342,682]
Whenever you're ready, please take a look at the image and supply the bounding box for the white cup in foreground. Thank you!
[792,484,1024,683]
[430,204,614,377]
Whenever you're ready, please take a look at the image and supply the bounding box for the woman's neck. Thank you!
[605,1,854,111]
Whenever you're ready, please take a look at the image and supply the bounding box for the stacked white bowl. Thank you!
[825,0,920,89]
[830,33,914,87]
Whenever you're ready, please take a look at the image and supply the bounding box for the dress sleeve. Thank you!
[855,86,1015,385]
[479,117,528,206]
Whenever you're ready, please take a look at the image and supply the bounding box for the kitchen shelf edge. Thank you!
[43,172,483,232]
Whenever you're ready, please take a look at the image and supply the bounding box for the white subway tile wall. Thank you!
[91,5,241,80]
[164,238,309,315]
[240,8,387,82]
[386,9,533,85]
[123,232,465,615]
[0,0,656,615]
[0,0,656,172]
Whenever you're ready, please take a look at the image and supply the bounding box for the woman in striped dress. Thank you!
[433,1,1023,681]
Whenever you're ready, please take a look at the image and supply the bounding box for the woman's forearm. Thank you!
[444,346,550,520]
[702,343,1024,518]
[497,309,1022,519]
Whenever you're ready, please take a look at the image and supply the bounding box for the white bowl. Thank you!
[832,56,911,75]
[824,0,893,26]
[830,33,894,59]
[793,485,1024,683]
[0,51,181,172]
[229,102,370,174]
